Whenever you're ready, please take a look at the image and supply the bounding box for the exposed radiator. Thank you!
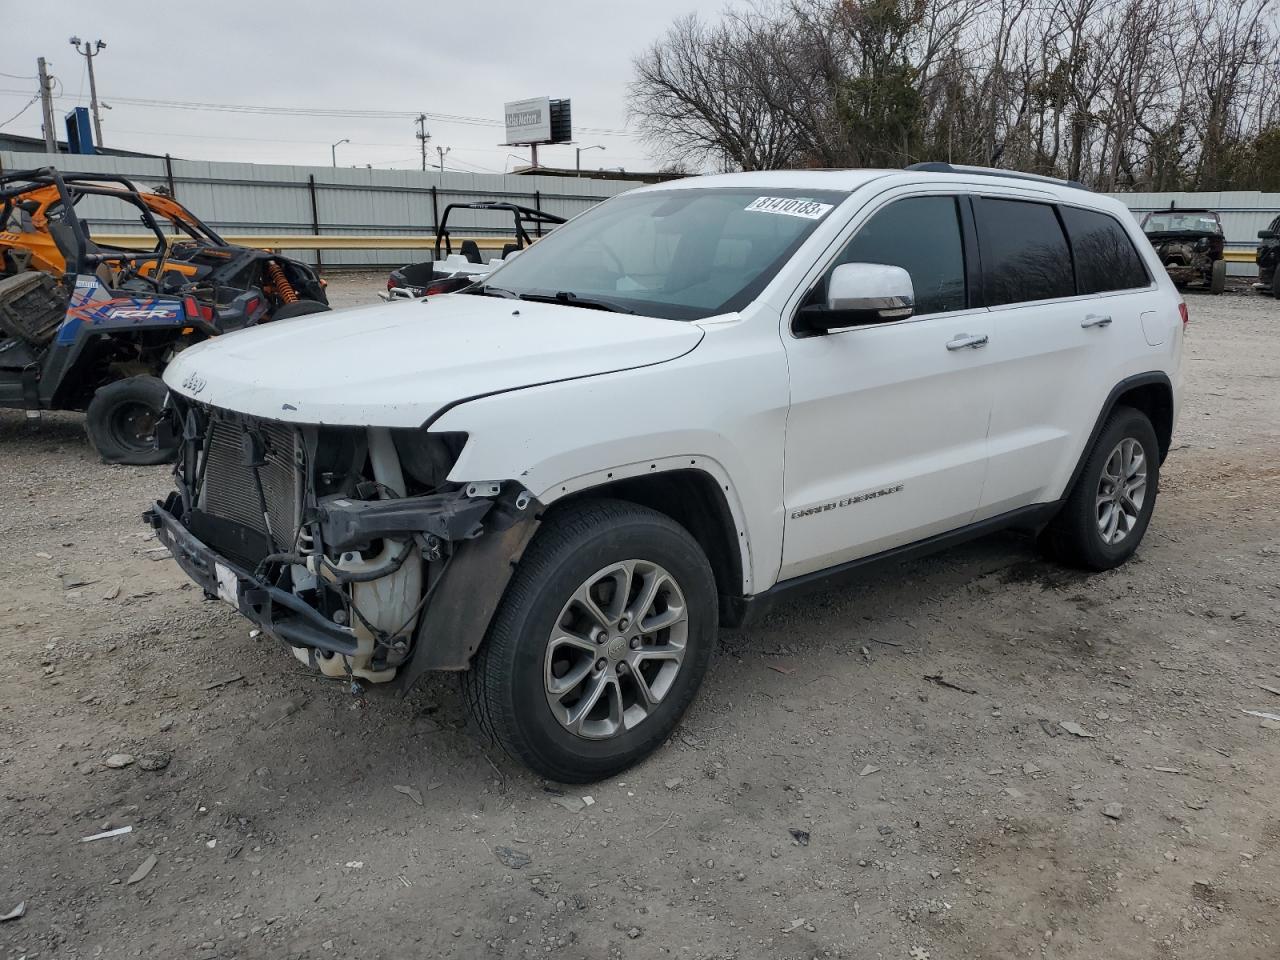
[198,417,300,563]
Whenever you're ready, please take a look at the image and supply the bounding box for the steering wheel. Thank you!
[598,239,625,274]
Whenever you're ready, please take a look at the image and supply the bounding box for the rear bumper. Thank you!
[145,493,360,656]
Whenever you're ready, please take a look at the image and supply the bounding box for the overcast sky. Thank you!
[3,1,727,173]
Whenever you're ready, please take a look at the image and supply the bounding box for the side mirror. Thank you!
[800,262,914,334]
[1259,230,1275,240]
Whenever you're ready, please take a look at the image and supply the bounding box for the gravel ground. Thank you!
[1,279,1278,960]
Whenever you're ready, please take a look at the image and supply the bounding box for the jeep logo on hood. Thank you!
[181,371,207,395]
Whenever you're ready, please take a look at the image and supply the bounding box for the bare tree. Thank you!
[630,0,1280,190]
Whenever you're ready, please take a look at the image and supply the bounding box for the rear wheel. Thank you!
[85,375,176,466]
[1040,405,1160,571]
[463,500,717,783]
[1270,267,1280,299]
[1210,258,1227,294]
[269,299,329,321]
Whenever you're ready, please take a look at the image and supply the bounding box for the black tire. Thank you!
[463,499,718,783]
[269,299,330,321]
[85,375,176,466]
[1270,268,1280,299]
[1040,405,1160,571]
[1210,259,1227,295]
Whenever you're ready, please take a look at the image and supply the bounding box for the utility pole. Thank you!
[36,57,57,153]
[415,114,430,172]
[436,145,450,171]
[68,37,106,149]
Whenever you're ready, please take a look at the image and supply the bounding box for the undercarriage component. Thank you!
[318,490,493,552]
[0,272,65,346]
[265,260,298,304]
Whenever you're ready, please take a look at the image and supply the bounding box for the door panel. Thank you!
[972,198,1158,517]
[778,193,992,582]
[780,312,994,579]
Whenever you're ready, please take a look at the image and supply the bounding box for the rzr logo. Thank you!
[181,372,207,395]
[107,307,179,320]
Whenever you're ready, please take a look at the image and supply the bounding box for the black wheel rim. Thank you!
[108,401,159,451]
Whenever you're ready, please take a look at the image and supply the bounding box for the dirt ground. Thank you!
[2,277,1278,960]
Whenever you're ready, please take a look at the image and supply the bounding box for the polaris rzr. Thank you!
[0,167,329,464]
[384,201,565,299]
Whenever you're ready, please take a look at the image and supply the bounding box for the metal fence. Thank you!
[0,150,634,268]
[3,151,1274,277]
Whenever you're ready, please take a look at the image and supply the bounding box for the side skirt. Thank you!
[732,501,1060,628]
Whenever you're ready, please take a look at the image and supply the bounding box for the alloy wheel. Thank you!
[543,559,689,740]
[1096,437,1147,545]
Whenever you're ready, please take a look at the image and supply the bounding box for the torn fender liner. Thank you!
[318,491,494,553]
[397,505,542,685]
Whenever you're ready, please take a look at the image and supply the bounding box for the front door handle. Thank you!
[946,333,989,351]
[1081,313,1113,328]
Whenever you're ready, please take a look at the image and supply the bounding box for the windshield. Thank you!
[1144,212,1221,234]
[472,187,847,320]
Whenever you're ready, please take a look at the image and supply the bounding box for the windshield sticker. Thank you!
[744,196,834,220]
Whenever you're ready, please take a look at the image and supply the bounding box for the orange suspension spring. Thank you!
[266,260,298,304]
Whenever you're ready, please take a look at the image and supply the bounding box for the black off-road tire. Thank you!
[462,499,718,783]
[85,375,176,466]
[1270,268,1280,299]
[1210,259,1227,295]
[269,299,329,322]
[1040,405,1160,571]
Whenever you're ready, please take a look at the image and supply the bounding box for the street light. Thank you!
[331,138,350,168]
[576,144,605,176]
[68,37,107,148]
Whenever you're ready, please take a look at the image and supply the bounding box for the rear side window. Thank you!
[1060,206,1150,293]
[830,195,967,314]
[974,198,1074,306]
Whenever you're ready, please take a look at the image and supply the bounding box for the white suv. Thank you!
[149,164,1183,782]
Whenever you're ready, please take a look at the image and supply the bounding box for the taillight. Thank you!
[1178,302,1189,327]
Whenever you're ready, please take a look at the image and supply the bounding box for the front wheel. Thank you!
[1040,405,1160,571]
[85,375,176,466]
[463,499,717,783]
[1210,259,1227,295]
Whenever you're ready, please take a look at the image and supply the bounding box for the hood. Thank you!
[163,294,704,427]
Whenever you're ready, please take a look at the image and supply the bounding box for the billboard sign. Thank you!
[505,97,552,145]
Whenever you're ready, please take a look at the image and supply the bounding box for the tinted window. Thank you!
[828,196,966,315]
[974,198,1075,306]
[1060,206,1150,293]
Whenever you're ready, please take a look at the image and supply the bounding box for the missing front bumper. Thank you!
[146,493,360,657]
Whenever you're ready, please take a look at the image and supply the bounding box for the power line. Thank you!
[0,95,39,129]
[0,88,639,137]
[0,70,37,81]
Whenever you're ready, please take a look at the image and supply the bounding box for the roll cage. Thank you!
[433,201,566,260]
[0,167,225,278]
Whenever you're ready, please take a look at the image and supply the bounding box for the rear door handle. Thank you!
[1081,314,1113,328]
[946,333,989,351]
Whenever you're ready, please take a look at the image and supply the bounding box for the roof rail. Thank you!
[905,162,1090,192]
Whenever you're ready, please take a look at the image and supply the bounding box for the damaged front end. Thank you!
[144,398,540,689]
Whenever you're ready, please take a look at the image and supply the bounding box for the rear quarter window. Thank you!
[1059,205,1151,294]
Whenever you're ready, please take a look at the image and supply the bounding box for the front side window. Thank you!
[477,187,847,321]
[1060,205,1150,294]
[974,198,1075,306]
[817,195,967,316]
